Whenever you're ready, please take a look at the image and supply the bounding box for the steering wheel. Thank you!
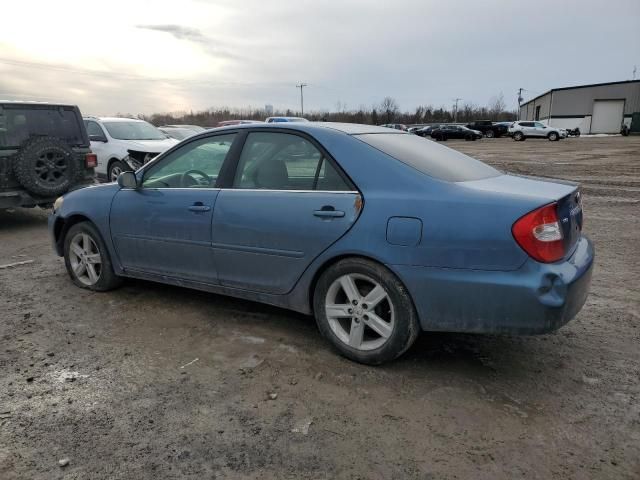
[180,169,211,188]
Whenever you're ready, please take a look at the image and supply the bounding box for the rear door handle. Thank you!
[314,206,345,218]
[188,202,211,212]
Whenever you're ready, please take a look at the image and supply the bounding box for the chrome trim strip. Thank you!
[211,242,305,258]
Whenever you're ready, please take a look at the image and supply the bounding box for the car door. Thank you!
[109,133,237,283]
[533,122,548,137]
[212,130,361,294]
[84,120,109,175]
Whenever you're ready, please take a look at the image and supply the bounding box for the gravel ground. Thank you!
[1,135,639,479]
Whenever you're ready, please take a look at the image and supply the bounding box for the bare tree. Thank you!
[488,92,507,120]
[380,97,399,123]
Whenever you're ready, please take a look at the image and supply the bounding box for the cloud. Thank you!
[136,24,240,61]
[136,24,207,43]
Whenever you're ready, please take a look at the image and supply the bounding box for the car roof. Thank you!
[213,122,405,135]
[84,116,147,122]
[0,100,78,108]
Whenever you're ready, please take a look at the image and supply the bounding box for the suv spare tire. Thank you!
[12,136,78,197]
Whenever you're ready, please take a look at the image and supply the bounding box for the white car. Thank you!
[509,121,567,141]
[83,117,179,182]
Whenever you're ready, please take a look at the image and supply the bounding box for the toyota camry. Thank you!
[49,123,594,364]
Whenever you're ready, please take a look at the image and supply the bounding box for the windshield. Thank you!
[356,133,500,182]
[161,128,196,140]
[103,121,166,140]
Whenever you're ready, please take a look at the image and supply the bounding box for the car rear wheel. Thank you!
[485,130,495,138]
[63,221,122,291]
[548,132,559,141]
[313,258,419,365]
[513,131,524,141]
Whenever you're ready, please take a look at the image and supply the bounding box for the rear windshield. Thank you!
[356,133,500,182]
[0,106,86,149]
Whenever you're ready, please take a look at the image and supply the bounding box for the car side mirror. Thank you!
[117,171,138,189]
[89,134,107,142]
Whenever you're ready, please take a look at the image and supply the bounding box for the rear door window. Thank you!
[356,133,500,182]
[233,132,351,191]
[0,106,86,148]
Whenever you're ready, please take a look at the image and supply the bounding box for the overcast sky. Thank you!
[1,0,638,116]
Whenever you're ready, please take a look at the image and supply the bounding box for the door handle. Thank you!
[314,206,345,218]
[188,202,211,213]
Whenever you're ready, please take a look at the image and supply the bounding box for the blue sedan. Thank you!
[49,123,594,364]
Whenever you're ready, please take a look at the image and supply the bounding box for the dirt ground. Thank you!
[1,135,639,480]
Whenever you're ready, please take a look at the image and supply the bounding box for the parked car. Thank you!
[49,123,593,365]
[158,126,202,141]
[509,121,567,141]
[216,120,262,127]
[84,117,179,182]
[265,117,308,123]
[380,123,409,131]
[412,125,438,137]
[430,125,483,141]
[466,120,509,138]
[0,101,96,209]
[162,124,206,132]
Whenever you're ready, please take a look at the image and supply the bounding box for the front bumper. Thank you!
[393,235,594,334]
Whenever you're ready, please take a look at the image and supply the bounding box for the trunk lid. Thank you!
[461,173,582,258]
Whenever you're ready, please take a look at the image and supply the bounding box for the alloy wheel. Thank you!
[325,273,395,351]
[68,233,102,286]
[109,164,123,182]
[35,150,68,185]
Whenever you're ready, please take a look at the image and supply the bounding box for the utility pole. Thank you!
[453,98,462,123]
[517,88,524,120]
[296,83,308,116]
[633,65,637,80]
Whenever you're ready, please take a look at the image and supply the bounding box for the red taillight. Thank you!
[512,202,565,263]
[85,153,97,168]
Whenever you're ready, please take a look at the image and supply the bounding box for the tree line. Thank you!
[141,93,516,128]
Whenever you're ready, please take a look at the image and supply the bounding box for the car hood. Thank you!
[125,138,179,153]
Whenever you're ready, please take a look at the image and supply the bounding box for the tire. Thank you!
[548,132,559,141]
[485,130,495,138]
[107,160,128,183]
[313,258,420,365]
[12,136,78,197]
[513,131,524,141]
[63,221,123,291]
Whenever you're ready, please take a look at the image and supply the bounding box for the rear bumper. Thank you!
[393,235,594,334]
[0,179,95,209]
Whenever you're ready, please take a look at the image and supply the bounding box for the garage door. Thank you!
[591,100,624,134]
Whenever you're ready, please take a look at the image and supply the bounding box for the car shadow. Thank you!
[0,207,49,231]
[118,277,557,384]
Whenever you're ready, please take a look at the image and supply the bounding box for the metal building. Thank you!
[519,80,640,134]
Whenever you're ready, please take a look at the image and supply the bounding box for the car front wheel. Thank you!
[485,130,495,138]
[313,258,420,365]
[63,221,122,291]
[108,160,128,183]
[513,131,524,141]
[548,132,559,141]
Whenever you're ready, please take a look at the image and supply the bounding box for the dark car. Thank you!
[430,125,482,141]
[0,101,95,209]
[49,122,592,365]
[466,120,509,138]
[412,125,438,137]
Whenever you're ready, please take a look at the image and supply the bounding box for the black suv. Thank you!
[0,102,95,209]
[466,120,509,138]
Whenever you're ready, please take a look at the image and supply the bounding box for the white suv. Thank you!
[83,117,179,182]
[509,121,567,141]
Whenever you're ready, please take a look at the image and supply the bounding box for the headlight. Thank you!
[53,196,64,212]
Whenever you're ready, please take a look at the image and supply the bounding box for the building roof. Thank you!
[521,79,640,107]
